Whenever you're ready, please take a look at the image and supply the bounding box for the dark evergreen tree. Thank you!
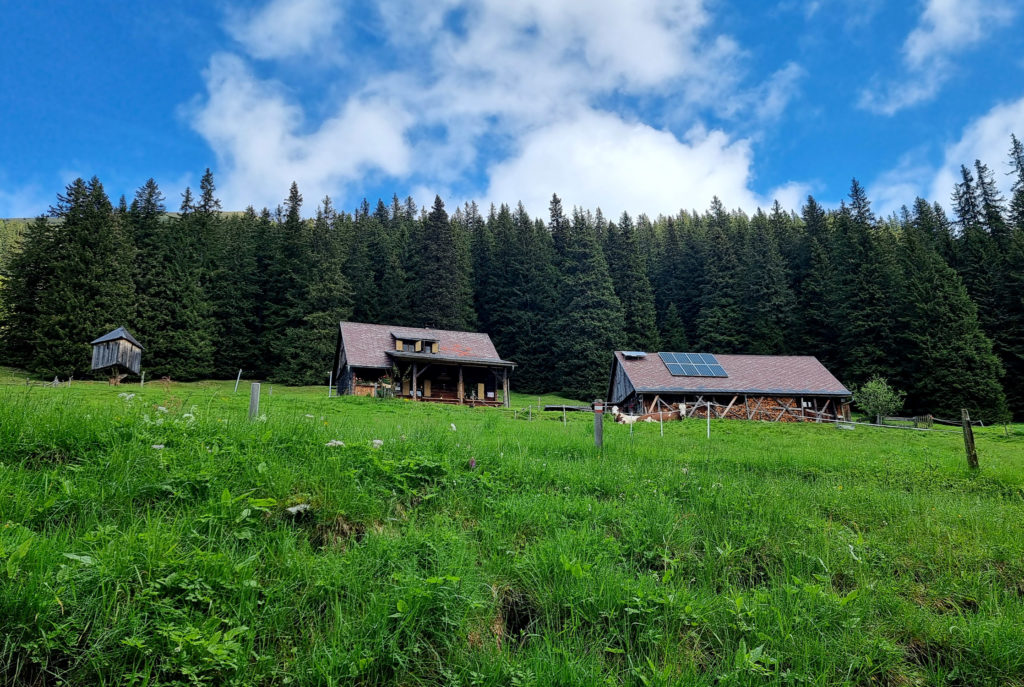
[695,198,746,352]
[131,180,214,379]
[659,302,688,351]
[742,210,796,354]
[208,208,260,378]
[607,212,659,350]
[552,207,624,398]
[896,213,1008,422]
[410,196,473,330]
[6,178,135,376]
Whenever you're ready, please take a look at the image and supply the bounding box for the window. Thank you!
[403,342,416,352]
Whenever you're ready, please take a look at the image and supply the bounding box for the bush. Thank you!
[855,375,906,424]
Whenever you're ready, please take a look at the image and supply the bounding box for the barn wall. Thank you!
[608,361,635,405]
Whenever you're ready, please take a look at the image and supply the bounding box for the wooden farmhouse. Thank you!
[607,351,852,422]
[90,327,143,376]
[333,322,515,406]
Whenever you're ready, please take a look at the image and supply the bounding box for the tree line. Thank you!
[1,137,1023,421]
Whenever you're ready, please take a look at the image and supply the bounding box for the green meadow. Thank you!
[1,374,1022,686]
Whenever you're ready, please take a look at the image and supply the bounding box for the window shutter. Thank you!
[424,380,431,397]
[415,340,422,352]
[395,339,403,351]
[477,383,485,398]
[431,342,438,354]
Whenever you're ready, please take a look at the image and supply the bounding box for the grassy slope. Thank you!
[0,378,1022,686]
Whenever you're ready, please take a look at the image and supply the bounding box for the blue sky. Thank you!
[1,0,1022,219]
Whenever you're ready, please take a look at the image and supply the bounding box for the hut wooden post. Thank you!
[412,363,418,401]
[458,366,464,404]
[962,409,979,469]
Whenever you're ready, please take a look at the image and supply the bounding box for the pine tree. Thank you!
[742,210,796,354]
[695,198,746,352]
[659,302,688,351]
[608,212,659,350]
[261,182,309,376]
[798,198,844,370]
[896,214,1008,422]
[410,196,473,330]
[1009,135,1024,231]
[208,209,260,378]
[13,178,136,376]
[552,206,625,399]
[274,196,354,385]
[0,216,55,367]
[131,180,214,380]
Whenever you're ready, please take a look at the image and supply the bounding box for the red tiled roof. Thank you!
[613,351,851,397]
[340,322,509,368]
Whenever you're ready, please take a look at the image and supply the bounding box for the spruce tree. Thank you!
[208,209,260,378]
[609,212,660,350]
[131,180,214,380]
[659,302,688,351]
[410,196,473,330]
[896,214,1008,422]
[552,206,625,399]
[742,210,796,354]
[20,178,136,376]
[695,199,746,352]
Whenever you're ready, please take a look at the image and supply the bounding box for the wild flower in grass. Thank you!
[468,458,476,470]
[156,406,168,413]
[257,414,268,422]
[681,467,689,475]
[326,440,345,448]
[450,423,457,432]
[151,444,165,450]
[182,413,194,421]
[117,392,135,401]
[304,414,314,418]
[372,439,383,449]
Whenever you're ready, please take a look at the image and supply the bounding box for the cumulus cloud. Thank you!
[187,53,410,209]
[188,0,807,212]
[927,96,1024,204]
[227,0,342,60]
[484,110,808,217]
[869,95,1024,215]
[860,0,1015,115]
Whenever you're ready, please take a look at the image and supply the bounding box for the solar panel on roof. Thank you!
[657,352,728,377]
[622,351,648,359]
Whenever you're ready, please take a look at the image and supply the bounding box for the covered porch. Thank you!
[387,351,514,407]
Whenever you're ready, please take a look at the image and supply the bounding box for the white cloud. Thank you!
[869,95,1024,215]
[860,0,1015,115]
[928,96,1024,205]
[0,181,49,218]
[189,0,808,213]
[187,53,410,210]
[484,110,765,218]
[227,0,342,60]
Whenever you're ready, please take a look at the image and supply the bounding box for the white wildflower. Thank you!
[325,440,345,447]
[304,414,314,418]
[372,439,383,449]
[182,413,194,420]
[450,423,457,432]
[151,444,165,450]
[156,406,168,413]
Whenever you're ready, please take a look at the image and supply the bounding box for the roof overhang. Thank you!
[386,351,516,368]
[633,386,851,397]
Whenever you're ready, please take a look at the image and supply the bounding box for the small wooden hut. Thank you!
[332,322,515,406]
[90,327,143,377]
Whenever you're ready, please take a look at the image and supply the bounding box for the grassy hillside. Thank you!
[1,379,1022,685]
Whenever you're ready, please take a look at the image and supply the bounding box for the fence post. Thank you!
[593,399,604,448]
[234,369,243,393]
[140,371,145,387]
[707,401,711,438]
[249,383,261,420]
[328,370,333,397]
[961,408,979,469]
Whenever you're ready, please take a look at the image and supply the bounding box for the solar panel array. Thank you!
[658,352,728,377]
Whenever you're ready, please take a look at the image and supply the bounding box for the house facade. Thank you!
[608,351,852,422]
[333,322,515,406]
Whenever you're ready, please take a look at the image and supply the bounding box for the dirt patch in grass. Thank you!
[310,515,366,550]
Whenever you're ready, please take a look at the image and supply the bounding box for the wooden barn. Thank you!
[332,322,515,407]
[607,351,852,422]
[90,327,144,376]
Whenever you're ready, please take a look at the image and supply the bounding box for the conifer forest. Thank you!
[2,136,1024,422]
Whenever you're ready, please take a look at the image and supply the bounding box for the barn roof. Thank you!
[339,322,512,369]
[611,351,850,397]
[90,327,144,351]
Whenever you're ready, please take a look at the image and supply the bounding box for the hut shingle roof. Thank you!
[614,351,850,396]
[340,322,509,368]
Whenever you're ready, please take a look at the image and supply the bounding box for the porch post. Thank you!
[412,363,418,401]
[458,366,464,404]
[503,368,510,408]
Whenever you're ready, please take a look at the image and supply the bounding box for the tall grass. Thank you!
[1,380,1022,685]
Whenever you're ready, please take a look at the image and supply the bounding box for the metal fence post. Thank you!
[593,399,604,448]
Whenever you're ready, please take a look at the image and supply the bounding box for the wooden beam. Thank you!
[412,363,417,401]
[744,395,750,420]
[458,366,464,405]
[749,397,764,420]
[723,395,738,419]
